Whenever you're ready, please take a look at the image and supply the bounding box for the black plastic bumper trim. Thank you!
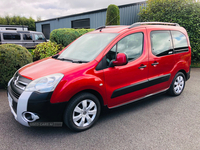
[111,74,171,98]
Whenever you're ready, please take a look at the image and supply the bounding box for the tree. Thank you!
[105,4,120,25]
[139,0,200,62]
[0,15,36,31]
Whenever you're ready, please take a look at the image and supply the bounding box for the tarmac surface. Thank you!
[0,68,200,150]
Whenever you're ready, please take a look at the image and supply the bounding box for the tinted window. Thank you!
[171,31,188,49]
[151,31,172,56]
[3,33,20,40]
[23,34,32,40]
[34,34,45,40]
[106,32,143,63]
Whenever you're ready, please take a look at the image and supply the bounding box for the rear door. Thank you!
[103,28,149,108]
[147,30,175,95]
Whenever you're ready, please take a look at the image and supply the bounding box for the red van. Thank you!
[7,22,191,131]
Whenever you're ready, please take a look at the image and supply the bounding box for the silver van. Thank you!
[0,30,46,49]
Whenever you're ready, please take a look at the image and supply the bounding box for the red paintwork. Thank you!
[18,24,191,108]
[112,53,128,66]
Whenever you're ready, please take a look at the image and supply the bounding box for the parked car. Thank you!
[0,30,46,49]
[7,22,191,131]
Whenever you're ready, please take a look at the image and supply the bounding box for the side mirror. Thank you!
[109,53,128,67]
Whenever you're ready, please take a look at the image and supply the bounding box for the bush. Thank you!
[139,0,200,62]
[50,28,94,47]
[0,44,32,88]
[105,4,120,25]
[32,41,63,61]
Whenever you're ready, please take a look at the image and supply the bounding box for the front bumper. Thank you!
[8,78,32,126]
[7,77,67,127]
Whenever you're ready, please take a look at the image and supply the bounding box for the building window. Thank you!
[71,18,90,29]
[42,24,50,39]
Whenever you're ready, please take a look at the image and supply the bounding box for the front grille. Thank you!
[8,72,32,113]
[10,85,20,99]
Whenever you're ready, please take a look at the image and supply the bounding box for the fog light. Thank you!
[22,112,39,122]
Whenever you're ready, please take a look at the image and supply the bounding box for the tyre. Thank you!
[168,72,186,96]
[63,92,101,132]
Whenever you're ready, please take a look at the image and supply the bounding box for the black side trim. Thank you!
[148,74,171,87]
[111,80,148,98]
[111,74,171,98]
[174,47,189,53]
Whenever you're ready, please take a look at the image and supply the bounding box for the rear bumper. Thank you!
[186,66,191,81]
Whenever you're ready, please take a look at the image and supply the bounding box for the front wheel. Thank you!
[63,92,101,132]
[168,72,186,96]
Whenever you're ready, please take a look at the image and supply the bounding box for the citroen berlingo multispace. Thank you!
[7,22,191,131]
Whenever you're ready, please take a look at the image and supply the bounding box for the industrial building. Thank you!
[35,1,146,39]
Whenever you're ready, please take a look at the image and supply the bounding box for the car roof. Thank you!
[92,22,186,34]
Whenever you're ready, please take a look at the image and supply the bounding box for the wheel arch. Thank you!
[68,89,106,109]
[178,69,187,79]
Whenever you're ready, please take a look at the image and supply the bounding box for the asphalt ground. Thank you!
[0,68,200,150]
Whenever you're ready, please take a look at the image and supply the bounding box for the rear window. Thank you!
[171,31,188,49]
[23,34,33,40]
[151,31,173,57]
[34,34,45,40]
[3,33,21,40]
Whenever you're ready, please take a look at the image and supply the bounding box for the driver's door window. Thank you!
[106,32,143,65]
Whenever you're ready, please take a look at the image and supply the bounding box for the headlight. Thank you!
[25,73,64,93]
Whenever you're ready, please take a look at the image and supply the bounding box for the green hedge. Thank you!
[0,44,32,88]
[32,41,63,61]
[50,28,94,47]
[139,0,200,63]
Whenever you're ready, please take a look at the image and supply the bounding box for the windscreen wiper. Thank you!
[57,58,88,63]
[57,58,74,62]
[73,60,89,63]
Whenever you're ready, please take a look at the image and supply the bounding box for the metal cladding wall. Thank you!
[35,2,146,36]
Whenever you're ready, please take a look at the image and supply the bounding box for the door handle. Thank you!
[151,62,159,66]
[138,65,147,69]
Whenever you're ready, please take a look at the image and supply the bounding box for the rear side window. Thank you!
[171,31,188,52]
[34,34,45,40]
[3,33,21,40]
[23,34,32,40]
[151,31,173,57]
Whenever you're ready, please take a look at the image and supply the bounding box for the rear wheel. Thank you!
[64,92,101,132]
[168,72,185,96]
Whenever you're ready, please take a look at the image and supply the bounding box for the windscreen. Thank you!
[58,33,118,62]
